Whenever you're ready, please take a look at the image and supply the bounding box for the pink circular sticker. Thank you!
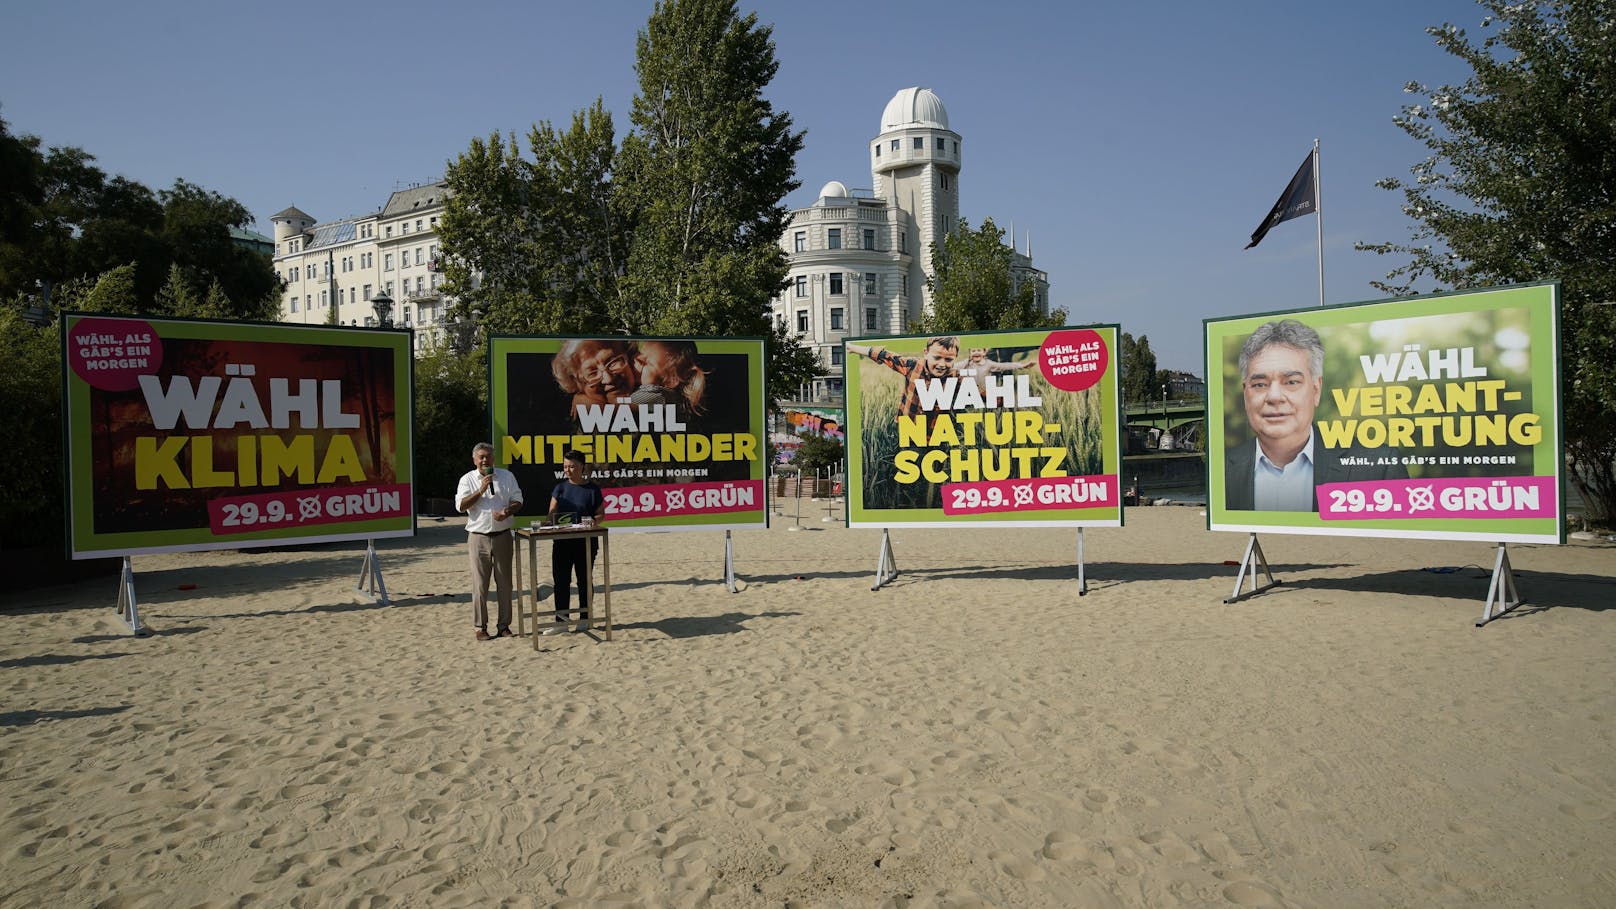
[1038,329,1109,393]
[67,317,164,392]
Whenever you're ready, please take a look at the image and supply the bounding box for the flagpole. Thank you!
[1314,138,1324,308]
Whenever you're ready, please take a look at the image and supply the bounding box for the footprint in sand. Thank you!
[988,850,1046,881]
[1222,880,1282,906]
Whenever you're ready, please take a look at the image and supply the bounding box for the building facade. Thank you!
[270,182,453,352]
[775,87,1049,401]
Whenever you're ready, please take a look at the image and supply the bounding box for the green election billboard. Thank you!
[1204,283,1562,543]
[489,336,767,531]
[844,326,1124,528]
[63,314,414,558]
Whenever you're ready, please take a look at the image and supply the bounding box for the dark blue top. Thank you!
[551,481,603,524]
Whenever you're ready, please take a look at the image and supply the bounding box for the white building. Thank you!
[271,182,454,352]
[776,87,1049,401]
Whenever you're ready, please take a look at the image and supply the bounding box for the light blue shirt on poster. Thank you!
[1253,432,1316,512]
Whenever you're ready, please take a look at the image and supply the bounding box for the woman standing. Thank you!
[547,449,605,632]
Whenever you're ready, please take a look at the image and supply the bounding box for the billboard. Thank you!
[844,326,1124,528]
[63,314,414,558]
[1205,283,1562,543]
[772,406,844,463]
[489,336,767,531]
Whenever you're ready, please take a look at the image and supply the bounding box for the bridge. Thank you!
[1123,401,1206,432]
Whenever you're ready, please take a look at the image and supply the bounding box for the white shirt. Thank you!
[1253,432,1315,512]
[457,467,523,533]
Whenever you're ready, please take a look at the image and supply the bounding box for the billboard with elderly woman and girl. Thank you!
[489,336,767,531]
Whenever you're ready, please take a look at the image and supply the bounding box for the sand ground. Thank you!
[2,506,1613,908]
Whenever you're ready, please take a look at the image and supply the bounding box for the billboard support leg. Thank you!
[871,529,899,591]
[1077,529,1088,597]
[723,530,738,593]
[1225,533,1281,603]
[355,538,391,605]
[116,556,146,637]
[1476,542,1522,627]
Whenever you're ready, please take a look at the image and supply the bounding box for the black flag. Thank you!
[1246,150,1317,249]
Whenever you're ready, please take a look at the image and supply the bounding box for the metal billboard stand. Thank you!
[115,556,147,636]
[723,530,738,593]
[1476,542,1522,627]
[871,529,899,591]
[1077,529,1089,596]
[355,538,391,605]
[1225,533,1281,603]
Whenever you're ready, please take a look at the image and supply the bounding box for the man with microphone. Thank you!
[457,442,523,641]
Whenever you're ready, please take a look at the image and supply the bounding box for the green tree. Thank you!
[0,306,62,548]
[794,433,844,475]
[413,344,489,508]
[615,0,803,339]
[440,100,627,336]
[0,116,278,319]
[920,216,1065,332]
[1359,0,1616,522]
[1118,331,1164,407]
[438,0,815,406]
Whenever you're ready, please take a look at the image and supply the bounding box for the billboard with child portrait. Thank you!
[843,326,1124,528]
[489,336,767,532]
[62,313,414,558]
[1204,282,1562,543]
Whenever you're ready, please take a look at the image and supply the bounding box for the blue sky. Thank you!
[0,1,1486,372]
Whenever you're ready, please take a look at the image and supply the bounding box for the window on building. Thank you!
[401,222,409,235]
[338,288,345,305]
[829,273,843,295]
[416,276,424,293]
[363,283,372,301]
[429,216,437,229]
[941,173,950,191]
[937,137,946,151]
[864,272,876,295]
[866,307,878,330]
[890,139,900,152]
[830,307,843,329]
[827,228,841,250]
[831,346,844,367]
[384,254,393,271]
[794,231,805,253]
[953,140,959,153]
[415,248,423,266]
[902,274,908,295]
[289,266,298,281]
[415,219,423,232]
[795,275,807,297]
[796,310,808,332]
[863,228,875,250]
[900,232,908,254]
[913,137,923,149]
[385,280,394,296]
[873,144,880,158]
[320,290,327,306]
[290,297,299,312]
[385,226,393,238]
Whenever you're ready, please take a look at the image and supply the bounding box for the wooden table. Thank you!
[515,524,611,646]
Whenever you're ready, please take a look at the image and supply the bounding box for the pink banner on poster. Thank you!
[601,480,765,519]
[207,484,412,534]
[1317,476,1556,521]
[941,474,1119,516]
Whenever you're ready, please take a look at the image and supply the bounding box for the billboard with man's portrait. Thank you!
[843,326,1124,528]
[1204,283,1562,543]
[62,314,415,558]
[489,336,767,532]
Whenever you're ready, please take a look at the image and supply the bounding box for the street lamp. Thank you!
[1161,382,1169,449]
[370,290,394,329]
[21,279,53,327]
